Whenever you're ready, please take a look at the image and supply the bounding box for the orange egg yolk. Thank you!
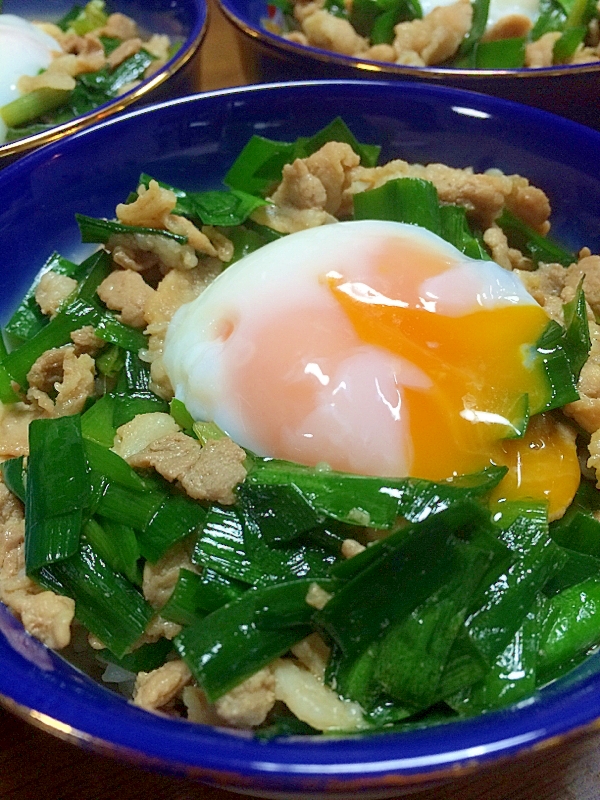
[489,414,580,520]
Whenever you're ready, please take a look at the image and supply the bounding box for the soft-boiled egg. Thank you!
[163,220,580,516]
[0,14,60,142]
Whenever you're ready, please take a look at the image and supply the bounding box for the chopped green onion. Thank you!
[538,577,600,679]
[325,0,350,16]
[353,178,442,235]
[350,0,421,42]
[192,189,268,226]
[328,641,381,710]
[1,456,26,503]
[100,49,153,94]
[96,345,125,378]
[372,543,496,709]
[193,420,227,445]
[37,542,153,659]
[82,518,142,586]
[439,204,491,260]
[553,26,586,62]
[450,610,538,714]
[170,398,196,434]
[115,351,155,394]
[317,501,494,660]
[138,494,206,563]
[224,136,295,195]
[84,438,151,493]
[193,504,260,584]
[75,214,187,246]
[466,502,565,664]
[474,37,526,68]
[562,279,591,380]
[496,208,575,267]
[0,363,20,403]
[236,482,321,545]
[3,253,78,347]
[161,567,245,625]
[58,3,85,31]
[138,176,269,227]
[241,498,337,587]
[101,637,173,673]
[110,393,169,429]
[292,117,381,168]
[550,480,600,558]
[0,89,71,129]
[74,50,154,106]
[564,0,597,27]
[94,482,165,531]
[224,118,380,195]
[436,630,488,699]
[544,546,600,595]
[255,714,319,740]
[29,421,90,514]
[458,0,490,61]
[66,0,108,35]
[533,320,581,412]
[25,416,89,574]
[81,394,118,447]
[246,459,506,531]
[218,224,281,264]
[136,174,198,217]
[99,36,123,56]
[531,1,564,37]
[1,252,145,392]
[174,578,335,701]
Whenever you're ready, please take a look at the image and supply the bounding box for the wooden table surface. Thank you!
[2,6,600,799]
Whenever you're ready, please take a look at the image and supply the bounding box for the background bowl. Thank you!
[0,0,207,164]
[2,80,600,797]
[217,0,600,129]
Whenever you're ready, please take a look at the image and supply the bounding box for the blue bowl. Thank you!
[2,80,600,797]
[0,0,207,163]
[217,0,600,129]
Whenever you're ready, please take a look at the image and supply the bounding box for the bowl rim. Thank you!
[217,0,600,80]
[2,78,600,793]
[0,0,208,161]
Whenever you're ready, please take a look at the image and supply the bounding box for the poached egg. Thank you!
[164,219,580,516]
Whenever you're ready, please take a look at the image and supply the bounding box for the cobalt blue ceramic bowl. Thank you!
[2,80,600,797]
[0,0,207,163]
[218,0,600,129]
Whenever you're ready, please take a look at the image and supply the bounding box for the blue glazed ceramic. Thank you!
[0,0,207,163]
[217,0,600,129]
[2,81,600,797]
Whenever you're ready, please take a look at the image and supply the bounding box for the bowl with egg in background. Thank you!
[2,79,600,796]
[216,0,600,128]
[0,0,207,165]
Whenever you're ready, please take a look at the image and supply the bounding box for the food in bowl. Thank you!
[264,0,600,69]
[1,116,600,737]
[0,1,176,145]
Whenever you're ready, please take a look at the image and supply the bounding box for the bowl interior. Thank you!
[0,0,207,161]
[2,81,600,795]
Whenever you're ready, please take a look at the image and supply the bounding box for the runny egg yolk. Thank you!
[163,220,580,515]
[490,414,580,519]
